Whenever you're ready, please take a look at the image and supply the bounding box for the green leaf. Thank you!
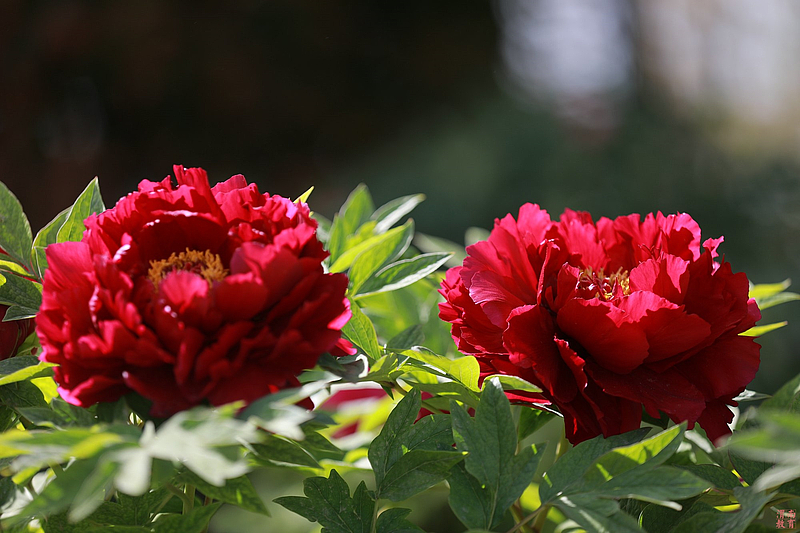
[369,388,421,490]
[342,300,382,363]
[386,325,425,351]
[0,356,57,387]
[413,233,466,268]
[749,279,791,300]
[447,463,494,531]
[378,448,465,501]
[756,292,800,310]
[540,428,650,503]
[0,259,31,277]
[32,207,70,278]
[639,501,717,533]
[759,371,800,413]
[274,471,373,533]
[56,177,106,243]
[449,379,546,529]
[178,470,269,516]
[16,458,99,523]
[596,465,711,508]
[295,186,314,204]
[248,434,322,469]
[331,222,412,275]
[115,488,174,525]
[553,494,642,533]
[677,464,742,490]
[375,507,424,533]
[151,502,223,533]
[0,181,33,268]
[327,184,374,265]
[70,459,120,522]
[741,322,787,336]
[518,408,555,442]
[670,487,773,533]
[0,379,49,409]
[405,414,454,452]
[583,425,684,486]
[356,252,452,297]
[3,305,37,321]
[402,350,480,392]
[372,194,424,235]
[0,272,42,312]
[487,374,542,394]
[349,221,415,292]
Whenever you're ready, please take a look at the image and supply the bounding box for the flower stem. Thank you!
[165,483,193,512]
[506,507,542,533]
[184,484,196,514]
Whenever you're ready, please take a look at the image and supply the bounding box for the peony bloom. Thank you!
[440,205,760,444]
[36,166,353,417]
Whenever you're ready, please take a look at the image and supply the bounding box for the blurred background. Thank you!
[3,1,800,530]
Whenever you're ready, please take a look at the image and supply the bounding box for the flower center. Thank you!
[576,266,631,302]
[147,248,228,288]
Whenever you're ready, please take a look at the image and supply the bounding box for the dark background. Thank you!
[3,2,800,529]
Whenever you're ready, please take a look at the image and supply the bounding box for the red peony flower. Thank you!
[0,305,33,360]
[36,166,354,417]
[439,205,761,444]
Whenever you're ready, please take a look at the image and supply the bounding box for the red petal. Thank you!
[557,299,649,374]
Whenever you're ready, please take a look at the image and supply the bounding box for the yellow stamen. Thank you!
[147,248,228,289]
[577,266,631,301]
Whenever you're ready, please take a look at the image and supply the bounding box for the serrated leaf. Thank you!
[151,502,223,533]
[371,194,424,235]
[32,207,70,278]
[450,380,545,528]
[540,428,650,503]
[0,181,33,268]
[356,252,452,297]
[349,221,414,292]
[179,470,268,516]
[56,178,105,243]
[378,449,465,502]
[369,388,420,489]
[274,471,373,533]
[375,507,424,533]
[342,300,382,363]
[0,272,42,311]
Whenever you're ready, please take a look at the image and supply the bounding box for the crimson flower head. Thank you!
[36,166,353,417]
[440,205,760,445]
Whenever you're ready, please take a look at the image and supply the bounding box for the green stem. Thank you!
[370,499,380,533]
[151,492,176,518]
[506,507,542,533]
[165,483,193,511]
[184,484,196,514]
